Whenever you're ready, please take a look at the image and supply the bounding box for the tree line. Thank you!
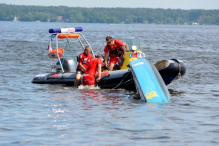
[0,4,219,25]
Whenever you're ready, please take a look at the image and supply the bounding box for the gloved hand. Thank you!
[118,51,123,56]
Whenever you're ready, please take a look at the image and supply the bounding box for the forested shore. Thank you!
[0,3,219,25]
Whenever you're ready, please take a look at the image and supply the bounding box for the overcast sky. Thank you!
[1,0,219,10]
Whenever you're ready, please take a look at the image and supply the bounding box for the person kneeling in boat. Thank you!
[104,36,129,71]
[74,46,93,87]
[82,55,103,86]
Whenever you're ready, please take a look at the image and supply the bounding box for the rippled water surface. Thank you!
[0,21,219,145]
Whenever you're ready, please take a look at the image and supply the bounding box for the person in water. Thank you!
[104,36,129,71]
[74,46,93,87]
[82,55,103,86]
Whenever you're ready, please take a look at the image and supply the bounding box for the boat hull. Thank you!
[32,59,186,91]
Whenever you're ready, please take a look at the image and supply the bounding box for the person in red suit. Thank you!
[104,36,129,71]
[82,55,103,86]
[74,46,93,87]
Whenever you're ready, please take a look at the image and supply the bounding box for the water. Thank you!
[1,21,219,145]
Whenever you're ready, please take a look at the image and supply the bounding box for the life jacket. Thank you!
[48,48,64,59]
[107,40,124,57]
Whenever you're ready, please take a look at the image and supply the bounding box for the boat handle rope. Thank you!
[112,70,131,89]
[115,79,134,89]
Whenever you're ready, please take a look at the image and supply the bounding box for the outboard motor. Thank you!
[56,58,77,72]
[154,59,186,85]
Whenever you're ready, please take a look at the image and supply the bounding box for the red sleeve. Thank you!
[104,45,109,53]
[115,40,124,48]
[78,53,84,64]
[97,59,102,65]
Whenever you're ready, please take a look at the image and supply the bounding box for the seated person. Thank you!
[104,36,128,71]
[74,46,93,87]
[82,55,103,86]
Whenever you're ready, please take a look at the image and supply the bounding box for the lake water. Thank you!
[0,21,219,145]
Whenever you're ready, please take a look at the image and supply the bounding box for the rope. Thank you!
[112,71,131,89]
[60,37,75,70]
[122,79,134,88]
[68,38,79,43]
[66,37,77,63]
[60,41,68,70]
[114,79,134,89]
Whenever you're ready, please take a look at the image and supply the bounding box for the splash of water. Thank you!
[78,85,100,90]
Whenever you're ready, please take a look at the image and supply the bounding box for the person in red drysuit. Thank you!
[104,36,129,71]
[82,55,103,86]
[74,46,93,87]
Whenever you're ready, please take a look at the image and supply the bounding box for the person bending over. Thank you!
[82,55,103,86]
[74,46,93,87]
[104,36,129,71]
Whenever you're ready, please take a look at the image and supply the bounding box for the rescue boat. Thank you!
[32,27,186,102]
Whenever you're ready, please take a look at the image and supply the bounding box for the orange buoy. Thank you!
[57,33,80,39]
[48,48,65,59]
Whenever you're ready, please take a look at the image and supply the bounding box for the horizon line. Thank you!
[0,3,218,11]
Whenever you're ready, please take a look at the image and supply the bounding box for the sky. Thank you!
[0,0,219,10]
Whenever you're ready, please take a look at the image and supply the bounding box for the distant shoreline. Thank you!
[1,4,219,25]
